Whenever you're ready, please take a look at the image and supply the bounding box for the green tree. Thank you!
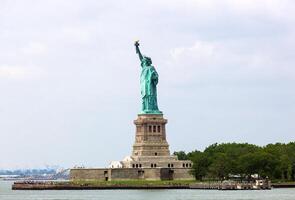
[176,142,295,181]
[173,151,188,160]
[208,153,231,180]
[239,151,279,179]
[189,152,209,181]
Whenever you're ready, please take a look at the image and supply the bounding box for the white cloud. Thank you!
[224,0,293,18]
[0,65,27,79]
[148,0,295,18]
[21,42,48,56]
[0,65,43,80]
[164,35,295,86]
[61,27,93,44]
[170,41,216,64]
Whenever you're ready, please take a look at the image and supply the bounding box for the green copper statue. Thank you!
[135,41,162,114]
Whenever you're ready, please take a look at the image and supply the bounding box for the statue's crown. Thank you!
[143,56,152,62]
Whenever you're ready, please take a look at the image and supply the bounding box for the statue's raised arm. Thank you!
[134,40,143,62]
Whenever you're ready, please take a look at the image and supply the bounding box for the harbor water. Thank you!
[1,181,295,200]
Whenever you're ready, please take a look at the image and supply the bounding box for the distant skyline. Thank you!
[0,0,294,169]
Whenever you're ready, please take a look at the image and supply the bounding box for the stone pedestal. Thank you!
[119,114,193,171]
[132,114,170,157]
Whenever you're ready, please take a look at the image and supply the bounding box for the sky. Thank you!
[0,0,294,169]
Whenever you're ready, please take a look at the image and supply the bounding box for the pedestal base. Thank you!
[132,114,169,157]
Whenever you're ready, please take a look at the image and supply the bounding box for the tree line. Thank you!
[174,142,295,181]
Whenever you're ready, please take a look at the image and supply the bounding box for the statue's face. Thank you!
[143,57,152,66]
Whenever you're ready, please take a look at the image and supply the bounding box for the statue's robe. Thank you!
[140,65,160,113]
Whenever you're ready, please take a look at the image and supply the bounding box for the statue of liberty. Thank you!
[134,41,162,114]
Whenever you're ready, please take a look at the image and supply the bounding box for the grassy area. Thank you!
[65,179,197,186]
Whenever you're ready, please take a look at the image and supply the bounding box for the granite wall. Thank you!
[70,168,194,181]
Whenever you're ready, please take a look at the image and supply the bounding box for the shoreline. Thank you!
[12,184,190,190]
[11,180,295,190]
[272,183,295,188]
